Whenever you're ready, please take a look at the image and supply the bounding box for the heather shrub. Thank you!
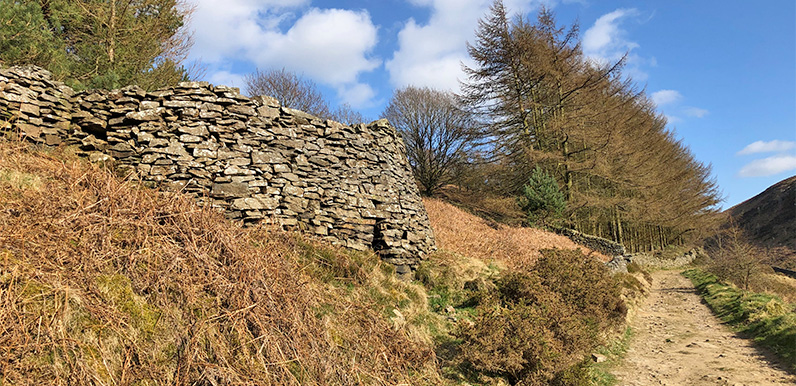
[534,249,627,326]
[456,249,625,385]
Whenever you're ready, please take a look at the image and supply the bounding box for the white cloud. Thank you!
[651,89,682,106]
[738,155,796,177]
[188,1,380,108]
[250,9,380,85]
[386,0,544,91]
[737,140,796,155]
[582,9,639,66]
[189,0,308,64]
[664,114,681,124]
[684,107,709,118]
[207,71,245,90]
[338,83,378,109]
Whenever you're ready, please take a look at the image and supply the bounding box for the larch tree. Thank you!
[459,0,722,250]
[461,3,624,198]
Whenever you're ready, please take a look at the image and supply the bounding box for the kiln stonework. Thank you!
[0,66,436,273]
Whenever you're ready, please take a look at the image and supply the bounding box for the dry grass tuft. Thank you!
[436,185,527,226]
[0,142,438,385]
[423,198,609,270]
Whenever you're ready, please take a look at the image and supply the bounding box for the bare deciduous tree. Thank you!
[710,226,766,290]
[383,86,483,196]
[330,103,365,126]
[244,68,365,125]
[244,68,332,118]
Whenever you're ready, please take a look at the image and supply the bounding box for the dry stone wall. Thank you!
[0,66,436,273]
[627,248,703,270]
[553,227,626,257]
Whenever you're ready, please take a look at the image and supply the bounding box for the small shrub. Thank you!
[534,249,627,325]
[708,228,766,290]
[626,261,642,273]
[615,272,645,294]
[457,287,591,385]
[518,166,566,226]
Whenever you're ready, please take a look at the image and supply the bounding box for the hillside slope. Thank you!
[0,141,634,385]
[0,142,439,385]
[727,175,796,256]
[423,198,609,270]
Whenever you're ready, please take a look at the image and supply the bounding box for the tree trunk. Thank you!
[108,1,116,65]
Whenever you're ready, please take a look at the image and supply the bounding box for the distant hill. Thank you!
[727,175,796,256]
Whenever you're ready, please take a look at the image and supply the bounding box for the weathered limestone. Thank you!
[0,66,436,272]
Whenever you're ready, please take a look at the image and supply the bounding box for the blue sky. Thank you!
[185,0,796,209]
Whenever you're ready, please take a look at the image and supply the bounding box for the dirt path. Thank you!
[611,270,796,386]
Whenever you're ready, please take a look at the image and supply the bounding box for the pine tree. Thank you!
[0,0,195,90]
[0,1,67,75]
[519,166,566,226]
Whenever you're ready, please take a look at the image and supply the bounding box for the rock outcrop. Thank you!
[0,66,436,272]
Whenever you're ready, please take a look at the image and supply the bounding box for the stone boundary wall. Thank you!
[627,248,703,270]
[0,66,435,272]
[553,227,626,257]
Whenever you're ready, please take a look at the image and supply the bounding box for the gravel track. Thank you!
[611,270,796,386]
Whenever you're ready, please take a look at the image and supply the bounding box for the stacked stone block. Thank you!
[0,66,436,272]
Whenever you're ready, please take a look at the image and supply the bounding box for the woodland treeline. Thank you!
[385,2,722,253]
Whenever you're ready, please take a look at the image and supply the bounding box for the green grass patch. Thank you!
[0,168,43,190]
[585,327,634,386]
[683,268,796,372]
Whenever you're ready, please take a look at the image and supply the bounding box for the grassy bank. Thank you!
[0,141,637,385]
[683,269,796,372]
[0,142,439,385]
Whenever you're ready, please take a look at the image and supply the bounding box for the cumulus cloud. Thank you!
[738,155,796,177]
[582,9,639,65]
[737,140,796,155]
[189,0,308,64]
[683,107,709,118]
[251,8,380,84]
[188,0,380,108]
[651,90,682,106]
[337,83,378,109]
[386,0,544,91]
